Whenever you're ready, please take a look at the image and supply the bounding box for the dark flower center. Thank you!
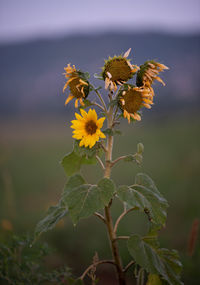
[69,76,86,98]
[85,120,98,135]
[105,58,132,82]
[123,89,143,113]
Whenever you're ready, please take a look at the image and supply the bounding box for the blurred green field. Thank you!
[0,115,200,284]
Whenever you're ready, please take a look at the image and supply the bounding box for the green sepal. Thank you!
[123,153,143,165]
[34,200,68,240]
[78,99,93,109]
[73,140,100,160]
[117,173,168,225]
[108,98,118,107]
[77,70,90,80]
[103,128,122,136]
[127,235,183,285]
[62,174,115,225]
[94,73,104,80]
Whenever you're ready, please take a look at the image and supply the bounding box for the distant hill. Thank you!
[0,32,200,118]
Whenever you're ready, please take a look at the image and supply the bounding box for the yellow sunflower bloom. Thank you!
[63,64,89,108]
[136,60,169,100]
[119,86,153,123]
[102,48,139,92]
[71,109,106,148]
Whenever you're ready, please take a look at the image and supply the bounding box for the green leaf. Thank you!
[117,173,168,225]
[103,128,114,136]
[63,174,86,196]
[63,175,115,225]
[65,184,103,225]
[62,151,83,176]
[147,274,162,285]
[127,235,183,285]
[97,178,115,205]
[35,201,68,239]
[62,145,97,176]
[103,128,122,136]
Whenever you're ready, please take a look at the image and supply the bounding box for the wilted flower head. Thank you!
[102,48,139,92]
[119,86,153,123]
[136,60,169,100]
[63,64,89,108]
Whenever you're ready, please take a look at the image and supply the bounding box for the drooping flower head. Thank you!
[71,109,106,148]
[119,86,153,123]
[136,60,169,100]
[102,48,139,92]
[63,64,89,108]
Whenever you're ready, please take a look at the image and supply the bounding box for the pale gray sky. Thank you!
[0,0,200,43]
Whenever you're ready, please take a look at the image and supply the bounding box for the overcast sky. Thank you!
[0,0,200,43]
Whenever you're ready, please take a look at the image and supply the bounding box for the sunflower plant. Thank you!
[35,49,183,285]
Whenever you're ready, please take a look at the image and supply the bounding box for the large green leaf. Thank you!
[127,235,183,285]
[63,175,115,224]
[61,140,102,177]
[35,201,68,239]
[146,274,162,285]
[61,151,83,176]
[117,173,168,225]
[97,178,116,205]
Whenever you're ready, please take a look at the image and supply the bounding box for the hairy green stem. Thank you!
[91,84,107,113]
[104,102,126,285]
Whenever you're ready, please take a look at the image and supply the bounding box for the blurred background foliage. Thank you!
[0,0,200,284]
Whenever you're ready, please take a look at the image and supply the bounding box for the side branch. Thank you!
[114,207,137,234]
[96,155,105,170]
[111,156,127,167]
[80,260,116,280]
[94,212,106,224]
[91,84,107,112]
[123,261,135,273]
[92,102,105,112]
[115,236,130,241]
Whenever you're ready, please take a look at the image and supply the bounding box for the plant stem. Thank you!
[104,102,126,285]
[94,212,106,224]
[80,260,116,280]
[114,207,137,234]
[91,84,107,113]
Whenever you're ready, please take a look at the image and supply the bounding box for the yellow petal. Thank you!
[123,48,131,58]
[75,99,79,108]
[99,131,106,139]
[79,98,85,106]
[142,103,151,109]
[105,77,110,89]
[155,76,165,86]
[75,112,84,121]
[79,79,88,86]
[79,109,87,119]
[133,113,141,121]
[97,117,105,128]
[65,94,74,105]
[88,109,97,122]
